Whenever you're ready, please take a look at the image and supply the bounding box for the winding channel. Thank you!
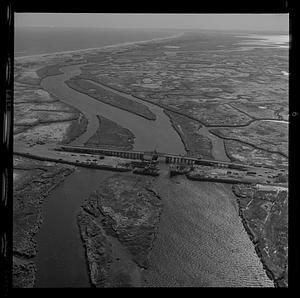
[34,63,235,287]
[41,64,186,155]
[40,64,231,161]
[77,77,231,162]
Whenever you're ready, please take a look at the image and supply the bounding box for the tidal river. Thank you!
[36,64,188,287]
[34,64,270,287]
[41,64,186,155]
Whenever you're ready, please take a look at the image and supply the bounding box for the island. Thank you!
[13,30,288,287]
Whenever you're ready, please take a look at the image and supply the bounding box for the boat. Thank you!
[133,167,160,176]
[169,165,190,177]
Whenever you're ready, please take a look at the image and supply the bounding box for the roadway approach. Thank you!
[14,141,269,169]
[13,141,287,187]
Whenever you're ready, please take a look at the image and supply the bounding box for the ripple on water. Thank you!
[143,174,274,287]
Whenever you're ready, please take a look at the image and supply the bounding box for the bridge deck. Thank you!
[59,145,261,169]
[13,142,286,186]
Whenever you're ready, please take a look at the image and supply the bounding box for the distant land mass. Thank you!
[13,28,288,288]
[14,27,180,57]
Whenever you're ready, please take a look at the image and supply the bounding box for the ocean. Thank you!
[14,26,285,287]
[14,27,180,57]
[235,34,289,48]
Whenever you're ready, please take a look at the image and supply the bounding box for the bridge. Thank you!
[60,145,200,164]
[59,145,248,169]
[13,141,286,186]
[14,141,279,172]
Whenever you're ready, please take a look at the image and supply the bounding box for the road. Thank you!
[14,141,287,187]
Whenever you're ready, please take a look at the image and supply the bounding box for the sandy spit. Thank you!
[15,32,184,61]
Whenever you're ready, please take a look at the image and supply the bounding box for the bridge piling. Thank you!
[59,145,200,165]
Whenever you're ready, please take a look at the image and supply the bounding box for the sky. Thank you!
[15,13,289,32]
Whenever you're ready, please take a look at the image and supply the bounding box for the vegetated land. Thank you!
[85,115,135,150]
[13,58,88,287]
[210,121,288,157]
[65,78,156,120]
[14,56,86,85]
[14,61,45,85]
[232,184,288,287]
[75,31,288,164]
[78,32,288,123]
[14,80,88,146]
[77,174,162,287]
[13,155,75,287]
[72,32,288,287]
[36,64,63,79]
[13,31,289,287]
[15,31,288,167]
[229,102,288,121]
[164,110,213,159]
[224,139,288,168]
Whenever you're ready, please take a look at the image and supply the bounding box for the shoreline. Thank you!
[234,195,277,286]
[76,174,163,287]
[13,158,75,288]
[15,32,185,61]
[163,110,191,156]
[232,185,288,287]
[65,79,156,121]
[13,152,131,172]
[209,129,288,158]
[14,29,288,288]
[142,175,274,287]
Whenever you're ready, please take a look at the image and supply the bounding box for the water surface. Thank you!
[41,64,186,155]
[15,27,179,57]
[35,168,113,288]
[36,52,232,288]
